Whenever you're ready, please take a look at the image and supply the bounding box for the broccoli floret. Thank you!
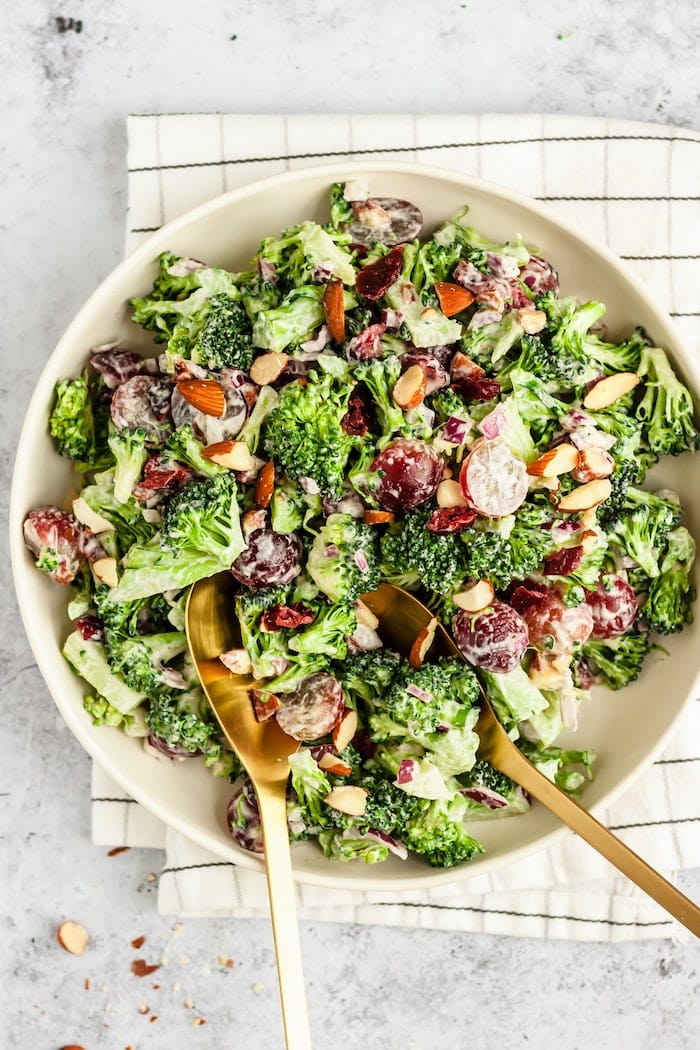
[357,773,427,834]
[83,694,147,734]
[49,374,96,465]
[460,311,525,371]
[307,514,382,603]
[338,649,402,708]
[580,630,651,690]
[380,508,468,595]
[194,294,254,371]
[255,221,356,290]
[164,424,222,478]
[269,476,322,534]
[459,527,538,594]
[289,749,334,829]
[235,584,294,679]
[329,182,355,229]
[603,487,682,578]
[462,760,515,798]
[94,585,171,640]
[264,371,357,498]
[80,470,157,556]
[508,368,573,446]
[410,236,464,296]
[429,386,470,427]
[518,741,596,796]
[584,325,649,375]
[354,355,432,443]
[145,685,224,762]
[106,632,188,692]
[110,472,245,601]
[108,427,149,504]
[405,795,484,868]
[643,526,696,635]
[317,830,390,863]
[237,384,279,454]
[596,459,640,528]
[287,601,357,661]
[537,292,606,382]
[635,345,700,457]
[479,665,549,730]
[497,333,573,388]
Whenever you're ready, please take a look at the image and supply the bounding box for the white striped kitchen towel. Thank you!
[92,113,700,941]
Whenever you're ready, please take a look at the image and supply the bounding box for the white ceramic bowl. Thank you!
[10,162,700,890]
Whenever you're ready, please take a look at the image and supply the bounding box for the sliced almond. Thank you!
[202,440,255,472]
[583,372,640,410]
[355,599,379,631]
[527,443,579,478]
[72,497,114,534]
[527,653,568,689]
[572,446,615,483]
[579,529,600,554]
[408,616,439,669]
[332,708,358,753]
[177,378,226,417]
[436,479,468,509]
[92,557,118,588]
[219,648,253,675]
[250,352,288,386]
[452,579,495,613]
[557,478,612,512]
[579,508,598,530]
[324,785,368,816]
[57,920,89,956]
[392,364,427,410]
[242,508,267,538]
[420,306,438,320]
[363,510,395,525]
[318,753,352,775]
[515,307,547,334]
[255,460,275,508]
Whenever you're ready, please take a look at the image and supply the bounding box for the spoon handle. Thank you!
[500,747,700,936]
[256,782,313,1049]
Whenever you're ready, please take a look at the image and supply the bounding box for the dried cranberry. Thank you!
[75,615,105,642]
[507,582,548,615]
[134,455,191,501]
[355,247,404,300]
[453,377,501,401]
[543,545,584,576]
[261,603,315,631]
[426,507,477,534]
[341,392,372,436]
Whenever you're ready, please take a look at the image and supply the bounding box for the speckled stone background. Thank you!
[2,2,700,1048]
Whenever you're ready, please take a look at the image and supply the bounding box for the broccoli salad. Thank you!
[24,181,698,868]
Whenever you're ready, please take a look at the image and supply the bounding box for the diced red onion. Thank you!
[167,257,206,277]
[397,759,416,785]
[160,667,188,690]
[406,405,435,430]
[467,308,502,331]
[300,476,321,495]
[443,415,470,445]
[560,409,595,431]
[258,258,278,284]
[567,426,617,452]
[324,543,340,559]
[406,683,433,702]
[381,308,404,330]
[354,549,369,572]
[478,404,508,440]
[364,829,408,860]
[551,520,582,544]
[300,325,330,353]
[219,367,248,389]
[462,786,509,809]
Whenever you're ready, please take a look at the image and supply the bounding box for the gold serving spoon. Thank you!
[362,584,700,937]
[186,573,312,1050]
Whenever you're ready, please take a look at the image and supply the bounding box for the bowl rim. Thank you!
[11,159,700,891]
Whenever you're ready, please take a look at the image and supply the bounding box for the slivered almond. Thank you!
[250,352,288,386]
[392,364,427,410]
[255,460,275,508]
[177,378,226,417]
[527,443,579,477]
[452,579,495,613]
[202,440,255,471]
[583,372,640,410]
[324,785,368,816]
[72,497,114,534]
[572,446,615,483]
[323,278,346,343]
[515,308,547,334]
[355,599,379,631]
[580,529,600,554]
[557,478,612,512]
[363,510,395,525]
[527,653,568,689]
[57,920,89,956]
[332,708,358,752]
[318,753,352,775]
[93,557,118,588]
[434,282,475,318]
[579,508,598,530]
[436,479,468,509]
[409,616,439,669]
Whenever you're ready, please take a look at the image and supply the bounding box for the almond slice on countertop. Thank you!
[177,378,226,417]
[583,372,640,410]
[436,479,469,509]
[452,579,495,613]
[255,460,275,508]
[318,753,353,776]
[57,920,89,956]
[201,440,255,472]
[515,308,547,334]
[557,478,612,512]
[392,364,427,410]
[355,599,379,631]
[527,443,579,477]
[92,557,118,588]
[250,351,289,386]
[72,497,114,534]
[572,446,615,482]
[324,785,368,816]
[409,616,439,669]
[332,708,358,752]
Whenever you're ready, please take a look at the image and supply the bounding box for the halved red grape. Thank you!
[370,438,443,513]
[275,672,344,741]
[230,529,302,589]
[454,599,529,674]
[584,575,638,639]
[23,507,85,584]
[521,590,594,654]
[347,198,423,247]
[110,375,172,443]
[459,437,528,518]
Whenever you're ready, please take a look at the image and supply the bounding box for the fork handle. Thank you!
[501,750,700,936]
[256,782,313,1049]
